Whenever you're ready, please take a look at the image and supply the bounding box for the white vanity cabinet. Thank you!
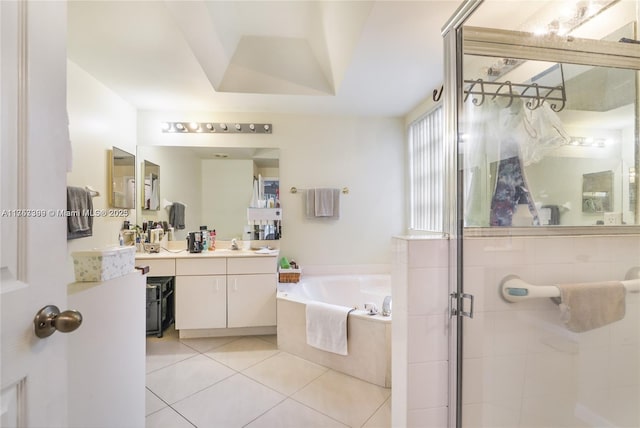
[146,253,278,337]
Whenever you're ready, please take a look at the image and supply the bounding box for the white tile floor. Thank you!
[146,327,391,428]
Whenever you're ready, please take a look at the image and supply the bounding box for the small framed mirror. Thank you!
[110,146,136,209]
[582,170,613,214]
[143,160,160,210]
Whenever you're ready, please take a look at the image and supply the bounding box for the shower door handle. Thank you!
[460,293,474,319]
[449,292,474,319]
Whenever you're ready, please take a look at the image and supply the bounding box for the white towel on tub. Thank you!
[305,301,354,356]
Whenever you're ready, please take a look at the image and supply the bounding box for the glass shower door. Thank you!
[456,26,640,428]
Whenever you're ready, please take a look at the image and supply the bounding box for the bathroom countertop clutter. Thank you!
[135,247,279,260]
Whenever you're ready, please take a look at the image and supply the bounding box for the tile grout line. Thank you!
[359,394,392,428]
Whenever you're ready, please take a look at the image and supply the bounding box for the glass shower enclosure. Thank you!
[444,2,640,427]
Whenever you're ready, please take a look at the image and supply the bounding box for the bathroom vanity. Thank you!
[136,248,278,338]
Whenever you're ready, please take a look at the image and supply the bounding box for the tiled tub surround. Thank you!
[462,234,640,428]
[277,275,392,388]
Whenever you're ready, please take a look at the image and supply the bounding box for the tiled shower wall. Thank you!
[392,236,450,428]
[392,234,640,428]
[462,234,640,427]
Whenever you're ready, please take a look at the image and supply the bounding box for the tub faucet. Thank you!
[382,296,392,316]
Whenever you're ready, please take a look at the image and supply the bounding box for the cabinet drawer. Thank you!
[144,259,175,277]
[227,257,277,274]
[176,258,226,275]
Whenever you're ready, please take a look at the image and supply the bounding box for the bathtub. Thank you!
[276,275,392,388]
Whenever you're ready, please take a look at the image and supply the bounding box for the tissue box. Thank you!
[72,246,136,282]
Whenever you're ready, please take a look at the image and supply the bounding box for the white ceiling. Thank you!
[68,1,630,118]
[67,0,463,117]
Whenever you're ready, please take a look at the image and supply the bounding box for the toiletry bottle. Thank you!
[119,231,124,246]
[200,227,209,252]
[210,229,216,250]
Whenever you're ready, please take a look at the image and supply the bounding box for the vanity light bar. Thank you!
[161,122,272,134]
[567,136,610,148]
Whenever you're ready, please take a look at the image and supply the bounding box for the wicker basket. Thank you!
[278,268,302,283]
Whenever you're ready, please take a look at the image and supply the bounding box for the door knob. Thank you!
[34,305,83,338]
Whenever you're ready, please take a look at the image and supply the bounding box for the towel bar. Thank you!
[501,274,640,303]
[290,186,349,194]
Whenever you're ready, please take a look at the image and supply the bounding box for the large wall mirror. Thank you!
[136,146,279,241]
[460,24,639,228]
[110,146,136,209]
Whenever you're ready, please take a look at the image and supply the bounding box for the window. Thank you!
[408,105,444,232]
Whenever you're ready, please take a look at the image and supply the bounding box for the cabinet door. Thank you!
[175,275,226,329]
[227,274,276,328]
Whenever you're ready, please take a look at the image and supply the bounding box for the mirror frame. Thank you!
[110,146,136,209]
[143,160,160,211]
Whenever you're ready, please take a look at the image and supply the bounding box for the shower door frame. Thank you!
[442,10,640,428]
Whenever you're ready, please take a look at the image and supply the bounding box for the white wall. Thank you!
[68,272,145,428]
[66,61,137,282]
[138,111,405,272]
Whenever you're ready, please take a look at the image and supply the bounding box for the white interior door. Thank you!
[1,2,72,426]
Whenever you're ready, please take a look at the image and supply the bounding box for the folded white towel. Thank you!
[305,301,354,355]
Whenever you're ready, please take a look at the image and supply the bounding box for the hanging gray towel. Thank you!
[169,202,186,230]
[305,188,340,219]
[67,186,93,240]
[556,281,625,332]
[305,189,316,218]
